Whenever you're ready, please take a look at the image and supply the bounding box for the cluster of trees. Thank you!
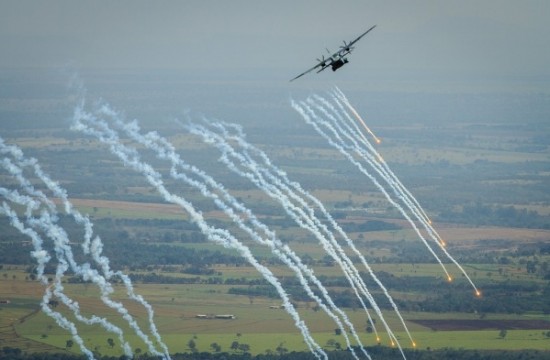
[2,346,550,360]
[413,282,550,314]
[1,214,404,271]
[438,202,550,229]
[225,273,550,315]
[90,239,248,269]
[128,274,266,286]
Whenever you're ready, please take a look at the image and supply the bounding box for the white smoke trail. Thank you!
[0,199,97,359]
[322,92,443,246]
[2,180,162,360]
[1,135,170,354]
[308,93,439,244]
[0,196,111,360]
[306,93,445,343]
[0,138,168,359]
[105,116,371,359]
[330,88,478,290]
[209,118,417,348]
[292,99,453,282]
[330,89,381,145]
[185,121,412,356]
[0,187,133,356]
[330,88,433,228]
[0,189,138,358]
[187,121,377,325]
[313,90,479,293]
[72,105,327,360]
[317,92,446,254]
[0,189,48,280]
[41,285,95,359]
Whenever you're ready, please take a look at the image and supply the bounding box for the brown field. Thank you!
[53,198,185,216]
[57,198,550,246]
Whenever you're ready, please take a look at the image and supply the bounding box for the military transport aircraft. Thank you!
[290,25,376,82]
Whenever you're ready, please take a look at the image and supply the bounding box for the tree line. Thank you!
[2,346,550,360]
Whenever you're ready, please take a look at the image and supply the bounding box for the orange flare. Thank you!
[447,276,453,282]
[344,100,380,145]
[412,341,417,348]
[475,290,482,297]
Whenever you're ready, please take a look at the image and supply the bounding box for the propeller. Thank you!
[340,41,354,52]
[316,55,327,66]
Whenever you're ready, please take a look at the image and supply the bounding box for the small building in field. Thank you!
[196,314,236,320]
[214,314,236,319]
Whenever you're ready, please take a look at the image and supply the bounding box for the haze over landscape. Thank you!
[1,1,549,360]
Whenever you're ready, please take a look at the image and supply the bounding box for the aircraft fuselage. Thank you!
[331,58,348,71]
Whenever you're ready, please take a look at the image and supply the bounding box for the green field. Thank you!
[3,258,550,357]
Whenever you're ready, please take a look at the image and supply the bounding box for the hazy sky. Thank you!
[1,0,549,80]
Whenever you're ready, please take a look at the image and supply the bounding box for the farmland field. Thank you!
[4,272,550,356]
[1,69,549,359]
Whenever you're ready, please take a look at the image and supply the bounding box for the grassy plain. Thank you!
[3,252,550,356]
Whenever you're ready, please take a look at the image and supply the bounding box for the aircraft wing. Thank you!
[346,25,377,49]
[290,60,329,82]
[290,25,376,81]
